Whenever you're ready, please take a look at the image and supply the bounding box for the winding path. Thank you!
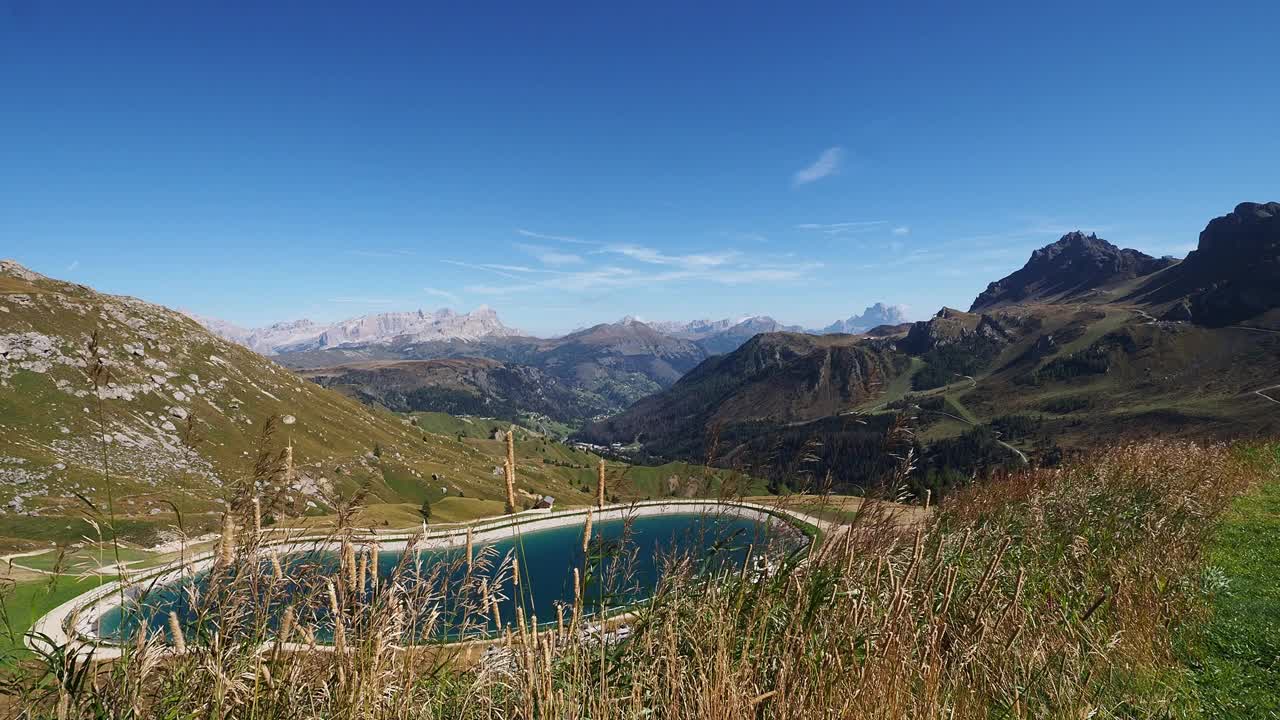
[917,409,1029,465]
[1254,385,1280,406]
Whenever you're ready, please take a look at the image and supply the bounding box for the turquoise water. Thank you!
[97,510,800,645]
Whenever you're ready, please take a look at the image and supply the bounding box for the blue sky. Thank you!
[3,1,1277,336]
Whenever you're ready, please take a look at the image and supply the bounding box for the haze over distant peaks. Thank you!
[194,307,520,355]
[823,303,910,334]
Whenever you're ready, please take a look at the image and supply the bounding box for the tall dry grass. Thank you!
[1,439,1256,719]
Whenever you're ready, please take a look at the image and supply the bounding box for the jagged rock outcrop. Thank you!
[1134,202,1280,326]
[901,308,1014,354]
[971,232,1175,311]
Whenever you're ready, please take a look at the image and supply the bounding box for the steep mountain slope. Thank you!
[971,231,1176,311]
[579,333,910,479]
[538,318,706,391]
[1130,201,1280,326]
[198,307,519,355]
[0,261,574,545]
[299,358,607,424]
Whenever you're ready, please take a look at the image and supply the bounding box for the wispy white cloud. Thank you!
[347,249,416,258]
[483,263,548,274]
[892,226,911,236]
[423,287,462,306]
[795,220,887,236]
[66,260,80,271]
[515,242,584,266]
[604,244,740,268]
[516,228,597,246]
[792,146,844,186]
[441,260,527,280]
[464,259,821,297]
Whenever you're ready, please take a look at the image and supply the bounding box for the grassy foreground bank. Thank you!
[1,440,1275,718]
[1184,444,1280,718]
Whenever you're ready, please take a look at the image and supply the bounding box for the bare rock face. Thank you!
[971,232,1175,311]
[0,259,45,282]
[1137,202,1280,326]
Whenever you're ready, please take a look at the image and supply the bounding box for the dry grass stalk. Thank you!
[504,426,517,514]
[597,458,606,509]
[166,611,185,654]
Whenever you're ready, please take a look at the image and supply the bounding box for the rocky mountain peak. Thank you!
[0,260,46,282]
[971,231,1175,311]
[1134,201,1280,326]
[823,303,909,334]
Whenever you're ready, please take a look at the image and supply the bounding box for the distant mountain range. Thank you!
[195,305,913,425]
[271,319,707,422]
[647,305,910,346]
[201,306,912,359]
[192,307,519,355]
[646,315,807,355]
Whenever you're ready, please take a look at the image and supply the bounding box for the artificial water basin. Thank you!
[92,506,804,647]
